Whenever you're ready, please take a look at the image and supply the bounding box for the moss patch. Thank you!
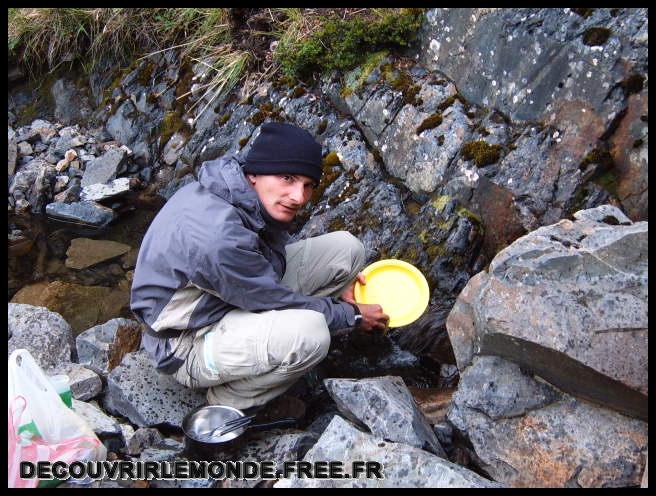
[289,86,307,99]
[572,8,594,18]
[416,113,443,134]
[582,27,611,46]
[384,69,422,106]
[239,137,249,148]
[620,74,645,96]
[317,119,328,135]
[430,195,451,212]
[461,141,503,167]
[436,94,466,112]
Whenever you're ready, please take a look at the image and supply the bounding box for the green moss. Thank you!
[593,170,619,197]
[461,141,503,167]
[341,50,389,97]
[248,110,266,126]
[159,110,191,147]
[416,113,443,134]
[430,195,451,212]
[135,61,156,87]
[289,86,307,99]
[311,161,342,204]
[328,216,347,232]
[436,94,466,112]
[322,151,341,168]
[456,205,482,224]
[272,74,297,89]
[579,148,614,170]
[620,74,645,96]
[572,8,594,18]
[217,113,231,126]
[276,10,425,80]
[418,230,428,243]
[239,137,249,148]
[259,102,274,112]
[405,200,421,216]
[317,119,328,135]
[426,243,448,260]
[582,27,611,46]
[385,70,422,106]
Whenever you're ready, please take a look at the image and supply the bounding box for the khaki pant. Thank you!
[171,231,366,409]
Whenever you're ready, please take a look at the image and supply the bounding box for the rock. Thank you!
[127,427,164,456]
[324,376,445,457]
[81,147,127,187]
[65,238,132,270]
[103,350,206,428]
[274,415,502,488]
[76,318,142,376]
[80,177,131,202]
[50,362,103,401]
[45,200,115,227]
[8,126,17,175]
[8,303,74,372]
[72,399,121,436]
[17,141,33,156]
[157,173,195,200]
[53,178,82,204]
[448,355,648,487]
[11,280,129,336]
[446,205,648,420]
[161,132,188,165]
[52,78,93,125]
[139,438,185,462]
[65,148,78,162]
[9,158,56,214]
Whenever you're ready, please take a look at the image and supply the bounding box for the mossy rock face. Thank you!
[416,113,443,134]
[461,141,503,167]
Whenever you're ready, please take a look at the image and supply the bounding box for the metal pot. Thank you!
[182,405,297,462]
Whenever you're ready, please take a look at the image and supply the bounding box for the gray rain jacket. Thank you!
[130,154,356,373]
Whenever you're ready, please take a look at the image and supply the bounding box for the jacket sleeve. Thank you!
[187,217,356,331]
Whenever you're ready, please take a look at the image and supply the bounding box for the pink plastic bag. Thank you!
[8,350,106,488]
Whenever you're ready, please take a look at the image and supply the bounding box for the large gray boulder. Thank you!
[446,205,647,420]
[448,355,648,487]
[324,376,445,457]
[8,303,74,372]
[81,147,127,187]
[102,350,206,428]
[274,415,503,488]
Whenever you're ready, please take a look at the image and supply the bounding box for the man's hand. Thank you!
[340,272,366,304]
[356,303,390,332]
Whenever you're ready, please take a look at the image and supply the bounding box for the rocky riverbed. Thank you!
[8,8,647,488]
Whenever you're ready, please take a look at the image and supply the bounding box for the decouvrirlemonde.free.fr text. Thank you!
[21,460,384,481]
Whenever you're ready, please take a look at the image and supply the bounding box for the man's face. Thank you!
[247,173,316,223]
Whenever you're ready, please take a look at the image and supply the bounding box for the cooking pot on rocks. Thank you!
[182,405,297,462]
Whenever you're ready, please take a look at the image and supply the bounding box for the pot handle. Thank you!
[248,417,297,431]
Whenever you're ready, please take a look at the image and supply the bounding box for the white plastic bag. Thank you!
[8,349,107,488]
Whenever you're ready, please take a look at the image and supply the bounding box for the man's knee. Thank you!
[333,231,365,267]
[274,310,330,367]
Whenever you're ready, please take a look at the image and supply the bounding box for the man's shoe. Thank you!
[247,394,306,424]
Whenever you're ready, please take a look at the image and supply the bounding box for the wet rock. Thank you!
[45,200,115,227]
[161,132,188,166]
[446,205,648,420]
[448,355,648,487]
[11,280,129,336]
[72,399,121,436]
[81,147,127,187]
[139,438,184,462]
[52,78,93,125]
[8,126,17,175]
[8,303,74,372]
[127,427,164,456]
[103,350,206,428]
[274,415,502,488]
[417,8,647,123]
[65,238,132,270]
[76,318,142,376]
[324,376,445,457]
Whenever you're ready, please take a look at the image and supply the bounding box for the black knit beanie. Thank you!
[243,122,323,184]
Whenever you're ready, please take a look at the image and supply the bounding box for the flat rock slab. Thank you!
[81,147,126,187]
[274,415,502,488]
[103,350,206,428]
[324,376,445,457]
[446,205,648,420]
[448,355,648,487]
[80,177,131,202]
[66,238,131,270]
[45,201,115,227]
